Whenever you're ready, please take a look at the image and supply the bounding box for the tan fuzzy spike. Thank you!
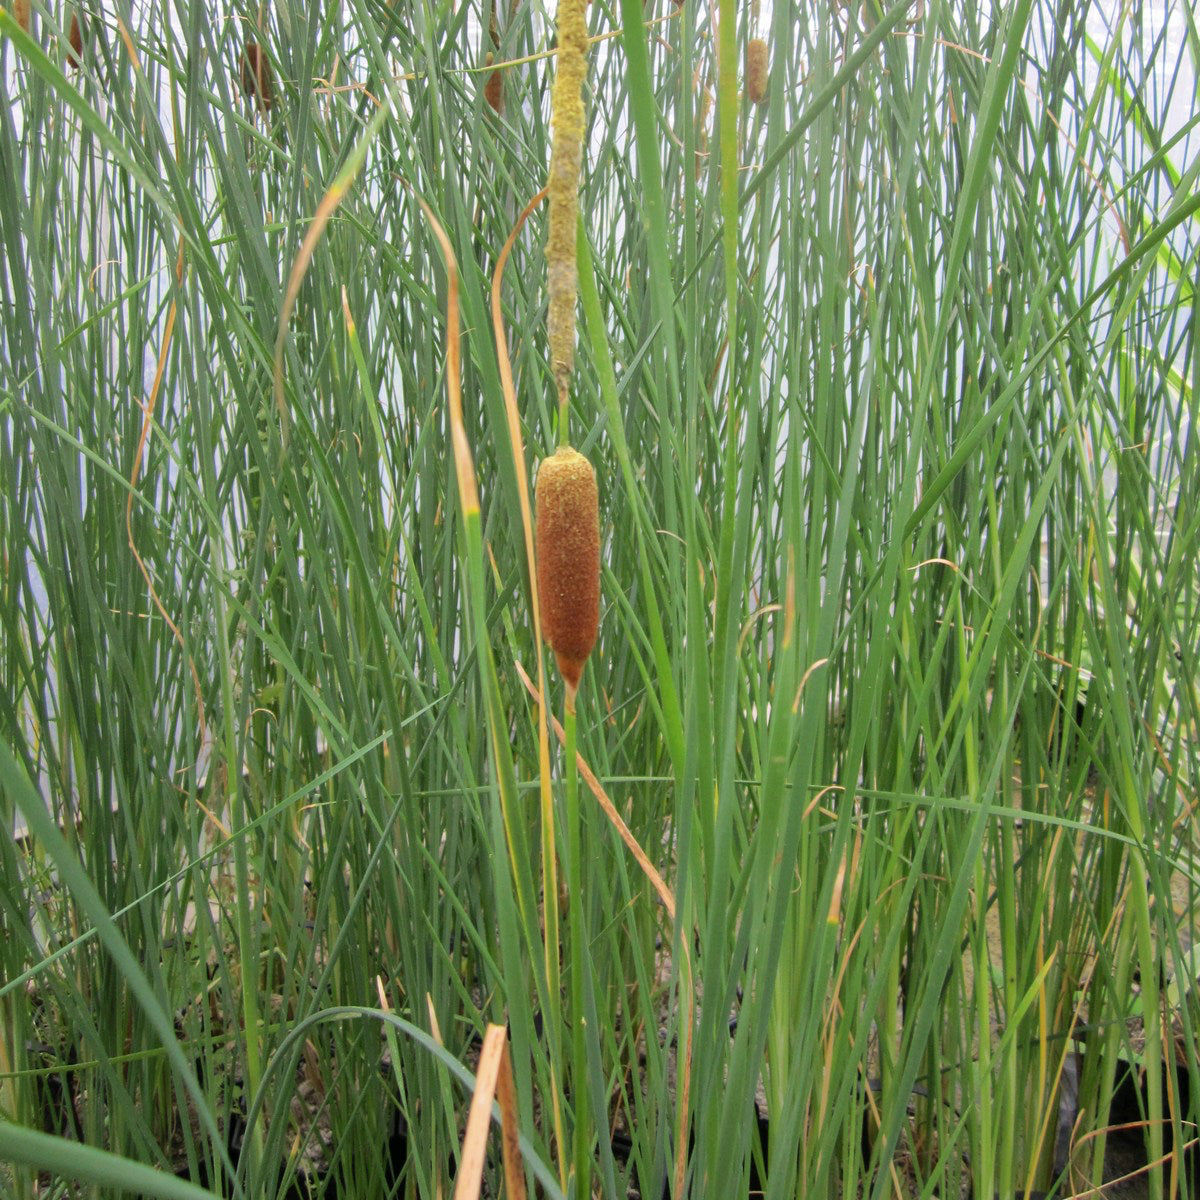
[14,0,30,34]
[536,446,599,699]
[545,0,588,402]
[746,38,768,106]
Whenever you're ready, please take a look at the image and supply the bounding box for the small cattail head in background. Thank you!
[240,39,274,114]
[536,446,600,701]
[484,8,504,115]
[746,38,768,106]
[483,52,504,114]
[66,11,82,68]
[13,0,30,34]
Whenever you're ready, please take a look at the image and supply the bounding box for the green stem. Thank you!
[563,699,590,1199]
[227,702,265,1182]
[558,391,571,449]
[208,484,265,1183]
[997,816,1018,1200]
[877,823,903,1134]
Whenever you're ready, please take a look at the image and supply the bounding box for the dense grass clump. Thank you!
[0,1,1197,1198]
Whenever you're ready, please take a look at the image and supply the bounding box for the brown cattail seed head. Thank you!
[483,52,504,114]
[66,12,82,67]
[536,446,599,698]
[240,39,274,113]
[13,0,30,34]
[746,38,768,106]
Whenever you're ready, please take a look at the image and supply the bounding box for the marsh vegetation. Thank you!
[1,0,1198,1197]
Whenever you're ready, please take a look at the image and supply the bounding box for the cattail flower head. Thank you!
[240,39,274,113]
[545,0,588,401]
[746,38,768,106]
[536,446,600,699]
[66,12,82,68]
[483,52,504,114]
[13,0,30,34]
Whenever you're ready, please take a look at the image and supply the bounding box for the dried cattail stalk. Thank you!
[746,38,768,106]
[67,12,82,68]
[483,51,503,114]
[240,39,274,114]
[13,0,30,34]
[536,446,599,700]
[546,0,588,403]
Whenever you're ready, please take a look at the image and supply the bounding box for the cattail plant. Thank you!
[537,4,598,1193]
[540,0,597,696]
[13,0,30,34]
[746,37,768,106]
[535,446,599,703]
[240,39,274,115]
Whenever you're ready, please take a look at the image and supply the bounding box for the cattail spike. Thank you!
[14,0,30,34]
[66,12,82,68]
[546,0,589,403]
[746,38,768,106]
[536,446,600,704]
[484,9,505,114]
[484,51,504,114]
[240,39,275,115]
